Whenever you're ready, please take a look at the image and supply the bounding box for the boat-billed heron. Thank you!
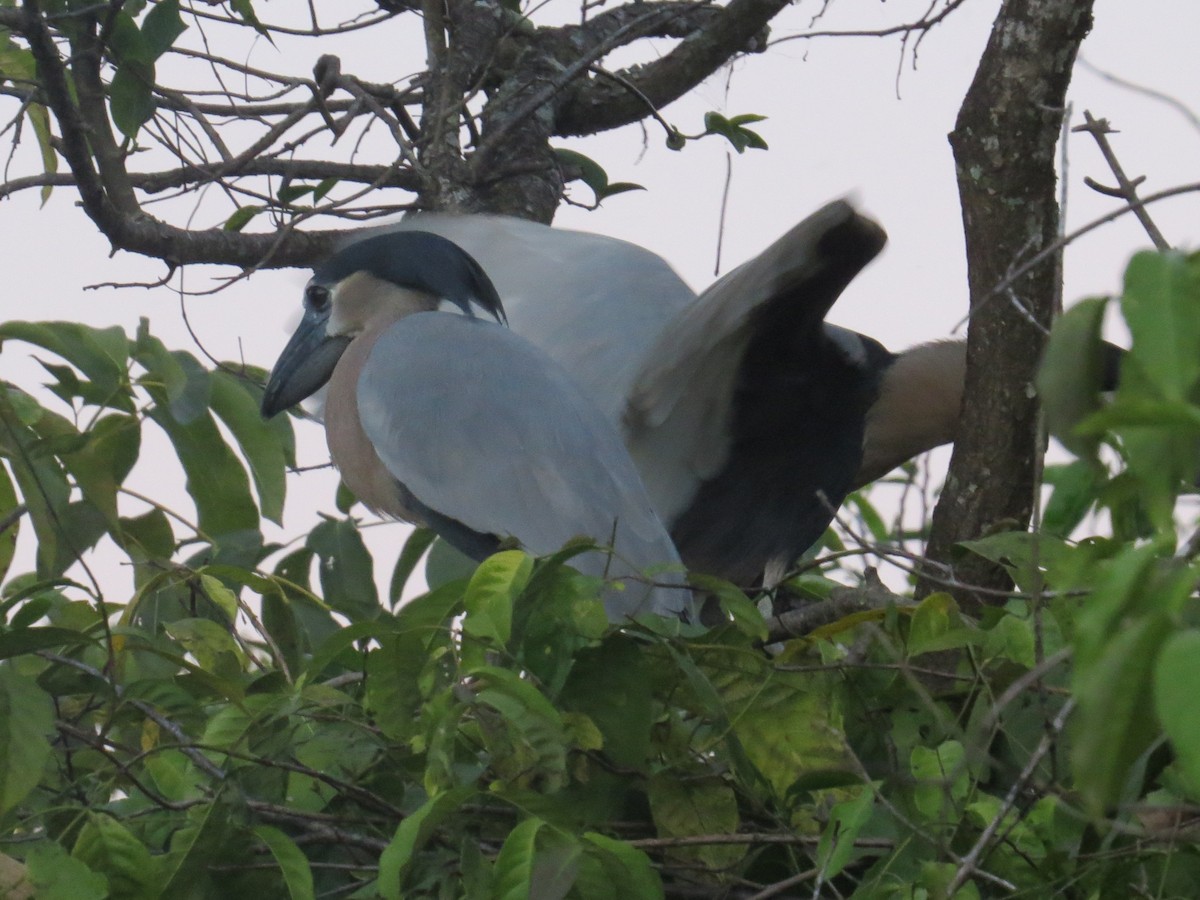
[261,232,694,623]
[380,201,966,583]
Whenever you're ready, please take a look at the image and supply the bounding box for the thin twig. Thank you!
[1073,110,1171,250]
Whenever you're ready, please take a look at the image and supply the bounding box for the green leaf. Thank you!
[553,148,644,206]
[306,517,379,621]
[0,667,54,816]
[1037,295,1110,459]
[0,393,68,577]
[703,110,769,153]
[164,617,244,677]
[0,626,91,661]
[224,205,262,232]
[579,833,662,899]
[25,842,108,900]
[1073,613,1174,811]
[462,549,532,654]
[276,183,315,205]
[377,786,476,899]
[816,786,875,880]
[139,349,259,540]
[1121,250,1200,402]
[907,592,977,656]
[107,10,150,63]
[141,0,187,59]
[229,0,274,41]
[688,573,766,640]
[959,531,1076,594]
[0,321,131,408]
[492,817,544,900]
[1155,630,1200,798]
[470,666,569,791]
[648,775,742,871]
[303,620,383,685]
[134,322,205,420]
[111,59,157,139]
[28,103,58,205]
[0,42,58,203]
[424,537,477,589]
[210,369,291,524]
[706,645,849,797]
[253,826,314,900]
[116,508,175,565]
[157,800,232,895]
[559,637,651,768]
[0,460,19,583]
[72,813,160,900]
[52,413,141,530]
[911,740,968,820]
[389,526,437,606]
[1041,460,1105,538]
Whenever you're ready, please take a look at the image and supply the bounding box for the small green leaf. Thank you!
[1121,251,1200,402]
[72,813,160,900]
[907,592,976,656]
[1073,612,1174,812]
[0,626,91,661]
[580,833,662,899]
[0,321,131,407]
[911,741,969,819]
[492,818,544,900]
[25,842,108,900]
[0,667,54,816]
[110,59,157,139]
[141,0,187,58]
[816,786,874,880]
[462,549,532,651]
[1038,296,1110,459]
[224,205,262,232]
[554,148,643,206]
[1155,630,1200,797]
[230,0,274,41]
[0,461,19,583]
[389,526,437,606]
[306,518,379,621]
[649,775,742,871]
[377,786,476,899]
[688,573,766,639]
[210,368,291,524]
[165,617,244,676]
[253,826,314,900]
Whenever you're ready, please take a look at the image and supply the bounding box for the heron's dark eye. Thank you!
[305,284,331,312]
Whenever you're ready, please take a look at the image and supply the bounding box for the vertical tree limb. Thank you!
[920,0,1094,609]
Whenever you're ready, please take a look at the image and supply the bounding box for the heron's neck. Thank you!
[325,323,419,521]
[856,339,966,487]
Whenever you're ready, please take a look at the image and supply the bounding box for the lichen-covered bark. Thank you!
[921,0,1095,610]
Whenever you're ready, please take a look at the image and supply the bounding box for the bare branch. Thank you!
[1074,109,1172,250]
[555,0,786,136]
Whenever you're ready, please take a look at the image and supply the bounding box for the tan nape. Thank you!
[855,339,966,488]
[326,271,437,338]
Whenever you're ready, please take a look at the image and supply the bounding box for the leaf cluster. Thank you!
[4,252,1200,896]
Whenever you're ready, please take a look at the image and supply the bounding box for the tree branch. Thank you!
[920,0,1095,609]
[554,0,785,136]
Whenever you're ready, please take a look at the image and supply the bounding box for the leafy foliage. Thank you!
[3,252,1200,896]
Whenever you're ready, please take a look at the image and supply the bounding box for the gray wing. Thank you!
[624,200,887,525]
[356,312,693,622]
[384,214,696,424]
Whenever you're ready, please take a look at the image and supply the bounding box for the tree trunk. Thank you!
[920,0,1094,611]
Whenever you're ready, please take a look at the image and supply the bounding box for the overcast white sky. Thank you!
[3,0,1198,595]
